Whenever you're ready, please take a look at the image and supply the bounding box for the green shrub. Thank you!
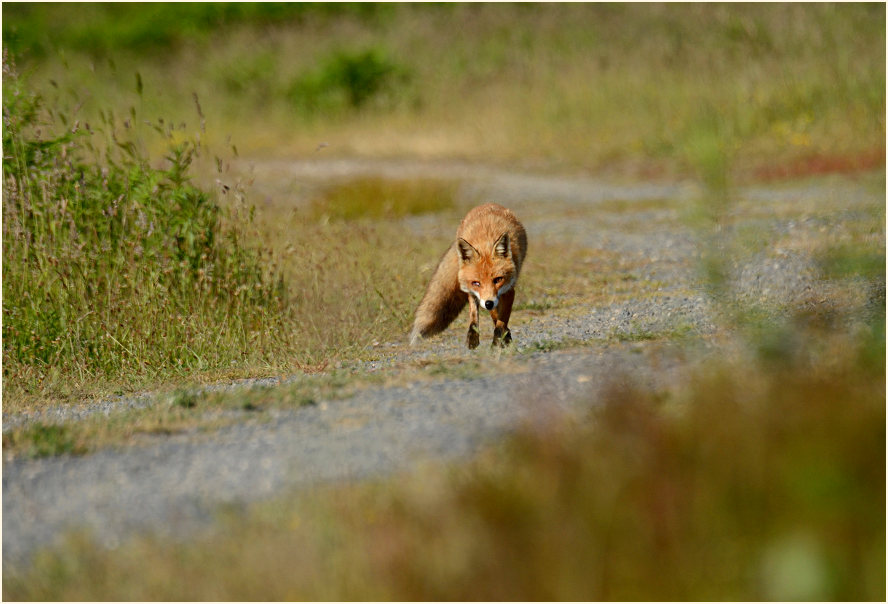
[287,48,411,114]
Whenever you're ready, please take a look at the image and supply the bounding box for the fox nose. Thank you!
[484,300,495,310]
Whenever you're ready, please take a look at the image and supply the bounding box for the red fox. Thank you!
[410,203,527,349]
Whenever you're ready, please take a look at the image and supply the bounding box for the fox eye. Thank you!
[493,277,504,285]
[471,281,481,287]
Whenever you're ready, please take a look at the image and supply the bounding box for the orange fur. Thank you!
[410,203,527,348]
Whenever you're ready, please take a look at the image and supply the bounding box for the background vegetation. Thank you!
[4,3,884,174]
[2,3,884,600]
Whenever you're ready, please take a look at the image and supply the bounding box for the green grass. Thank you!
[4,322,883,601]
[1,57,294,407]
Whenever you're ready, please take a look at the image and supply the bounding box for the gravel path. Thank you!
[2,346,693,562]
[3,161,881,565]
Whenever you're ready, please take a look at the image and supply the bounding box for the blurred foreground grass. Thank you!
[3,3,884,176]
[4,321,883,600]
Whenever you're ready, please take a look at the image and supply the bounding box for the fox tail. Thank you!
[409,241,467,345]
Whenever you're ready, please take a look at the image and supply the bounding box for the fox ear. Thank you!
[494,232,511,258]
[457,238,478,263]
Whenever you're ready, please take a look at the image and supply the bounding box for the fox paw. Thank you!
[467,324,480,349]
[492,327,512,347]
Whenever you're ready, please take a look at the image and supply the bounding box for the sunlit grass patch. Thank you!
[308,176,456,221]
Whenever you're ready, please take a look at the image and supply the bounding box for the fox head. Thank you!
[457,232,516,311]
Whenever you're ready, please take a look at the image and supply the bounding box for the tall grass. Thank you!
[1,56,444,408]
[3,52,469,410]
[1,55,293,403]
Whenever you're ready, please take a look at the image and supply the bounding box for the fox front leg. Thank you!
[489,288,515,347]
[466,294,481,349]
